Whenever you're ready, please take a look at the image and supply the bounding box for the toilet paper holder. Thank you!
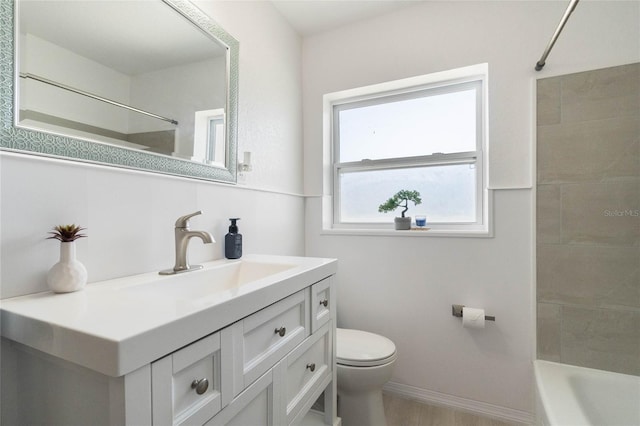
[452,304,495,321]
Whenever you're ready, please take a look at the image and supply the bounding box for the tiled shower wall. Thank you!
[536,63,640,375]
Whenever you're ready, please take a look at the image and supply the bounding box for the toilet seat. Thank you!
[336,328,397,367]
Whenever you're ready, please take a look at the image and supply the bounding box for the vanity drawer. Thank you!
[310,277,333,333]
[232,289,310,394]
[152,330,232,426]
[280,321,332,425]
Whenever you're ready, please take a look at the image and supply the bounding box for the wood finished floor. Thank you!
[383,393,522,426]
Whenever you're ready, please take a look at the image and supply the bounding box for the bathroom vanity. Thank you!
[1,255,338,426]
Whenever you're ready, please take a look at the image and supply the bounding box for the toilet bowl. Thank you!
[336,328,397,426]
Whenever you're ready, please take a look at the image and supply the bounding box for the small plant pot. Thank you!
[394,216,412,230]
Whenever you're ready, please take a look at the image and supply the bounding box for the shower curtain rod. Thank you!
[19,72,179,125]
[535,0,580,71]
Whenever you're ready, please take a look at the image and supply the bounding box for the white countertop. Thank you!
[1,254,337,377]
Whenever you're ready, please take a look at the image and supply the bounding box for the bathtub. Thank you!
[534,360,640,426]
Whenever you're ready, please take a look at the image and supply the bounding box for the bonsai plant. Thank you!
[46,224,88,293]
[378,190,422,230]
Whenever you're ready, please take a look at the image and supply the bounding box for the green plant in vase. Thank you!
[378,190,422,230]
[46,224,88,293]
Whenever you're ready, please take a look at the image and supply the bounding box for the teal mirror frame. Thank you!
[0,0,239,183]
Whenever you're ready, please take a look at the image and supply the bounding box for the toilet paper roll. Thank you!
[462,307,485,329]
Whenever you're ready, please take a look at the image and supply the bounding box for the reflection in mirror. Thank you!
[0,0,239,182]
[194,108,226,168]
[18,0,226,165]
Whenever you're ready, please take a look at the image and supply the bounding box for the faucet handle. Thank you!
[175,210,203,228]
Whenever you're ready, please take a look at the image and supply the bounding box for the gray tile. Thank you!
[561,306,640,375]
[561,180,640,247]
[561,63,640,123]
[537,244,640,309]
[536,62,640,383]
[537,77,561,126]
[537,116,639,184]
[536,184,561,244]
[537,303,561,362]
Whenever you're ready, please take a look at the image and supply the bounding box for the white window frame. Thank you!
[194,108,226,168]
[322,64,492,237]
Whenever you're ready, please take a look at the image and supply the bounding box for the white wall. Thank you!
[303,0,640,420]
[303,1,640,193]
[198,0,304,194]
[1,0,303,299]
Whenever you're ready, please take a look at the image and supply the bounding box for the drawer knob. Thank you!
[306,363,316,372]
[275,327,286,337]
[319,299,328,307]
[191,378,209,395]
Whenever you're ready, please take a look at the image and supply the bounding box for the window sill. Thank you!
[320,227,492,238]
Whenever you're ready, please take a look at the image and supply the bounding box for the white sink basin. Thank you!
[121,259,297,300]
[0,254,337,376]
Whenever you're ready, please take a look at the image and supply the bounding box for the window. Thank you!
[323,64,490,235]
[194,109,225,167]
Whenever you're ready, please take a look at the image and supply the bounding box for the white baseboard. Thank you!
[383,381,534,425]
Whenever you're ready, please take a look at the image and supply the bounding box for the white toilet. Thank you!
[336,328,397,426]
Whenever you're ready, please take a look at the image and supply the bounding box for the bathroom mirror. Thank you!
[0,0,239,182]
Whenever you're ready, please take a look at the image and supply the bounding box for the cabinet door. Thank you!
[231,289,310,395]
[205,369,278,426]
[278,321,332,425]
[310,278,333,333]
[152,331,229,426]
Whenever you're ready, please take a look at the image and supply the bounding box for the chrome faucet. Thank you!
[160,211,214,275]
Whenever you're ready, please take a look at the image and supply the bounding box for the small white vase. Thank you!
[47,242,87,293]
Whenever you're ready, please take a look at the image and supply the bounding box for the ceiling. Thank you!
[270,0,424,37]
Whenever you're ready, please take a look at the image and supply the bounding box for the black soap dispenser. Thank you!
[225,218,242,259]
